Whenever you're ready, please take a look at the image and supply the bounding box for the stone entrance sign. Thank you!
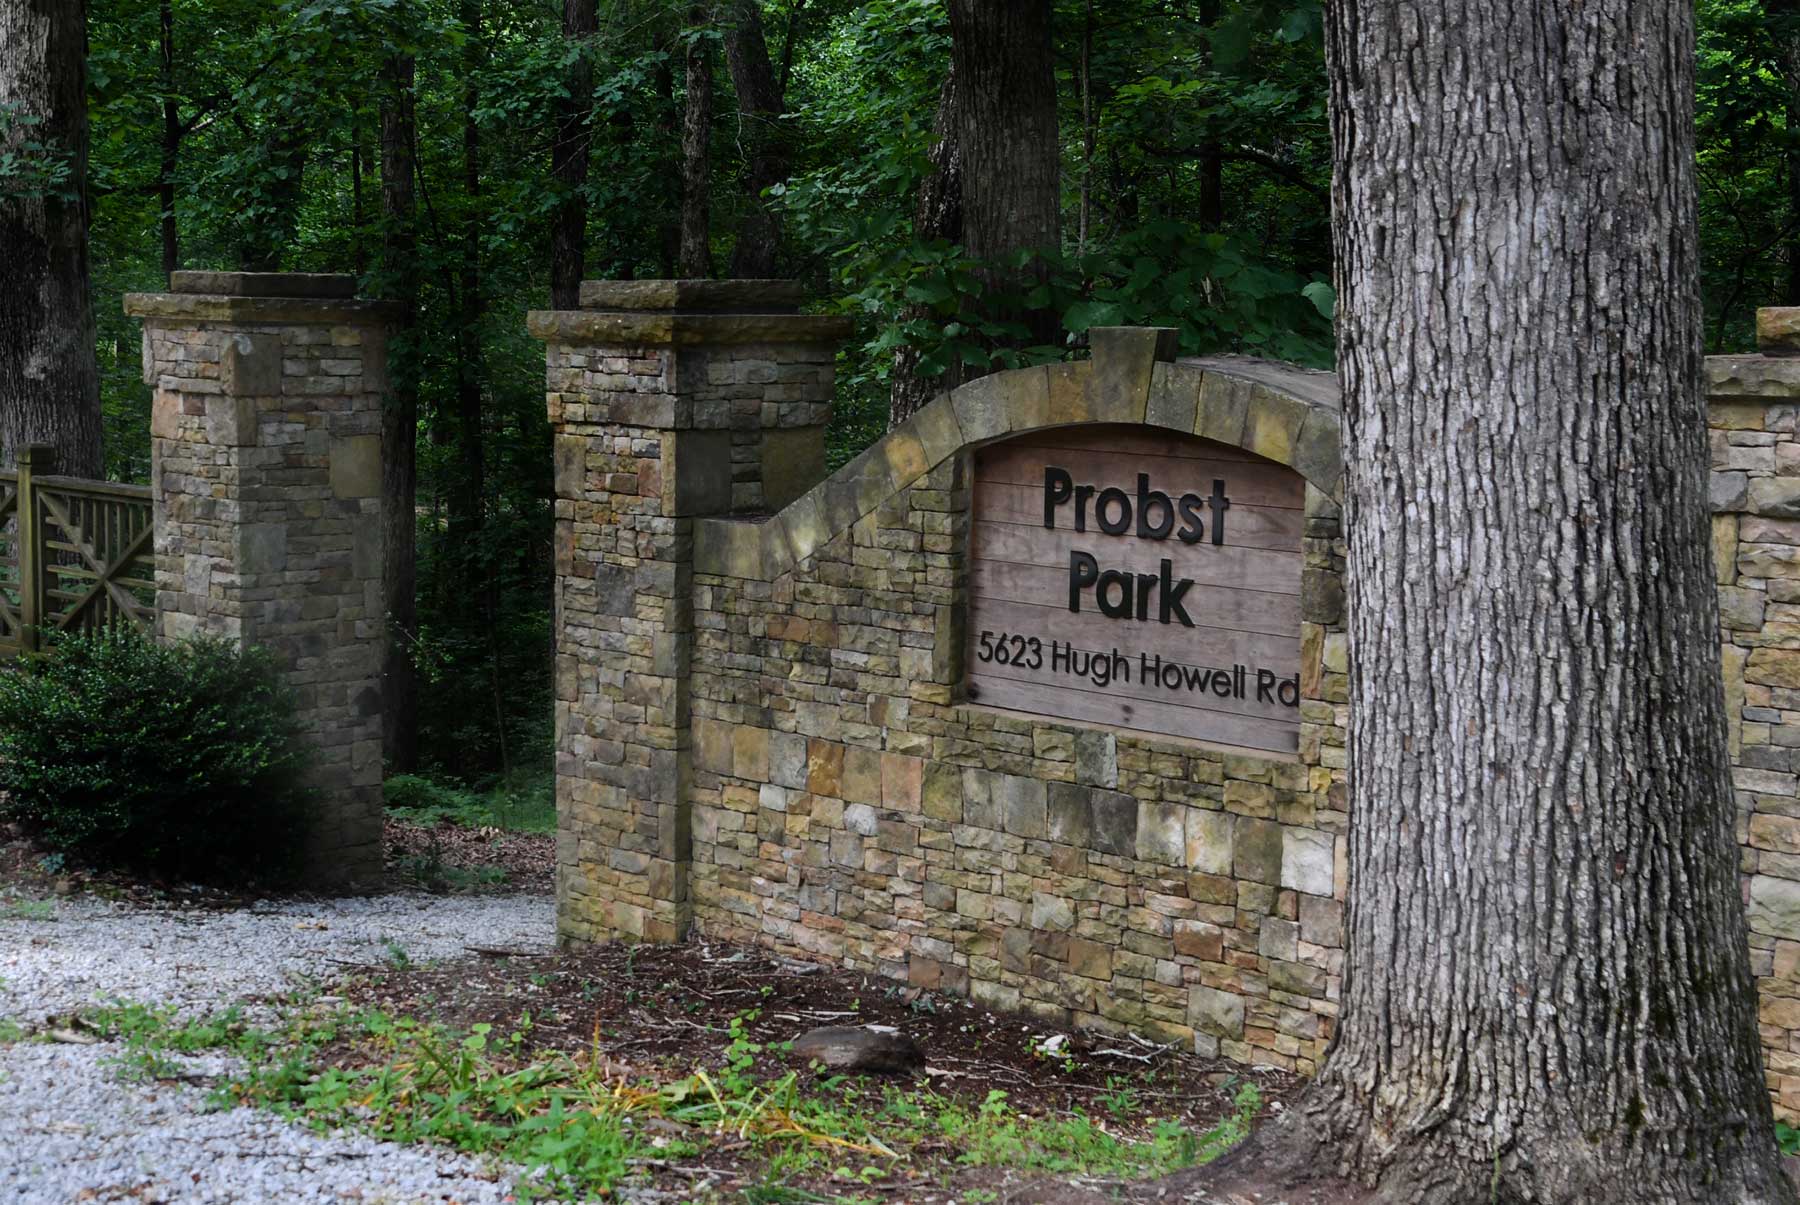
[536,289,1800,1124]
[967,425,1303,752]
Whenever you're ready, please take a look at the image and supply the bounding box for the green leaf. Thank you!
[1302,281,1336,319]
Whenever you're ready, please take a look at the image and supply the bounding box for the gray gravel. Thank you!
[0,892,557,1204]
[1,893,553,1023]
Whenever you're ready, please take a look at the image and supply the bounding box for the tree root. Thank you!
[1132,1103,1800,1205]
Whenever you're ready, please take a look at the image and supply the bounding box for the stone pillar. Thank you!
[125,271,401,890]
[529,279,850,944]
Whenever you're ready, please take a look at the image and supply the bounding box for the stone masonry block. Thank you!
[1088,327,1175,423]
[222,332,283,396]
[761,426,825,512]
[1047,782,1093,846]
[330,434,382,499]
[1189,985,1245,1039]
[668,429,734,515]
[1233,817,1284,885]
[1091,788,1137,857]
[1001,774,1047,839]
[1280,827,1335,895]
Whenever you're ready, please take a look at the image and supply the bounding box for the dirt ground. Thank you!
[334,938,1302,1202]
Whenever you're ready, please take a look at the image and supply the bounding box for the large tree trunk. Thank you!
[946,0,1059,353]
[452,0,484,549]
[549,0,595,310]
[158,0,179,276]
[1197,0,1799,1200]
[380,50,420,774]
[720,0,786,278]
[678,4,713,278]
[1771,0,1800,306]
[888,68,963,427]
[0,0,102,478]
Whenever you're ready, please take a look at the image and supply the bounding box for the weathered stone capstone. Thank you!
[125,271,400,890]
[530,279,851,946]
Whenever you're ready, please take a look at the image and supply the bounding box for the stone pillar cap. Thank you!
[578,279,807,314]
[1758,307,1800,357]
[169,271,358,299]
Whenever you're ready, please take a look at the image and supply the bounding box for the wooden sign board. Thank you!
[967,425,1305,754]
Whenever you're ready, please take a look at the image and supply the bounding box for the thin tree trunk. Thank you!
[654,29,680,278]
[1196,0,1222,230]
[1192,0,1800,1200]
[380,49,420,775]
[888,67,963,427]
[550,0,595,309]
[238,127,307,271]
[721,0,786,278]
[946,0,1060,353]
[0,0,102,477]
[1077,0,1092,255]
[453,0,484,548]
[1771,0,1800,305]
[158,0,179,277]
[678,4,713,279]
[351,127,364,277]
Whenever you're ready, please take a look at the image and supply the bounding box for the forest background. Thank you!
[49,0,1800,798]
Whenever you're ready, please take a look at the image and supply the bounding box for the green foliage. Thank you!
[1778,1119,1800,1156]
[383,770,555,833]
[87,994,1263,1198]
[0,627,307,881]
[0,103,78,202]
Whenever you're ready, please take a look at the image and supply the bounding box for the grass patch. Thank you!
[2,898,56,922]
[80,999,1263,1201]
[384,771,554,834]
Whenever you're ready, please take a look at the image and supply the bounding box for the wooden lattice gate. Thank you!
[0,445,155,657]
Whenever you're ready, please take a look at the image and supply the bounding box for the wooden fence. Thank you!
[0,445,155,656]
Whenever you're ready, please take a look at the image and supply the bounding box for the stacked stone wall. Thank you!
[534,282,854,946]
[678,345,1352,1072]
[1709,349,1800,1119]
[544,296,1800,1120]
[125,273,397,888]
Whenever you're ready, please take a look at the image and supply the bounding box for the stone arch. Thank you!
[693,327,1343,580]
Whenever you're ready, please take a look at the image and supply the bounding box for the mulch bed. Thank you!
[334,937,1302,1202]
[382,815,554,894]
[1,817,553,903]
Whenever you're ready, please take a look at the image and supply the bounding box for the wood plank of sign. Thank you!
[975,482,1303,552]
[971,562,1301,639]
[967,427,1308,751]
[972,522,1301,596]
[967,628,1301,723]
[975,445,1305,511]
[972,675,1300,754]
[967,596,1300,676]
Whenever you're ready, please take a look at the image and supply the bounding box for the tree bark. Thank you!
[549,0,595,310]
[946,0,1060,352]
[678,4,713,279]
[452,0,484,549]
[721,0,786,278]
[238,126,307,271]
[888,67,963,428]
[1770,0,1800,305]
[0,0,102,477]
[380,48,420,774]
[1197,1,1800,1200]
[158,0,179,277]
[1196,0,1222,231]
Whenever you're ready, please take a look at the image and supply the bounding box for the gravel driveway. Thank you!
[1,892,556,1204]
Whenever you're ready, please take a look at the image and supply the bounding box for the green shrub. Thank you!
[0,626,307,880]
